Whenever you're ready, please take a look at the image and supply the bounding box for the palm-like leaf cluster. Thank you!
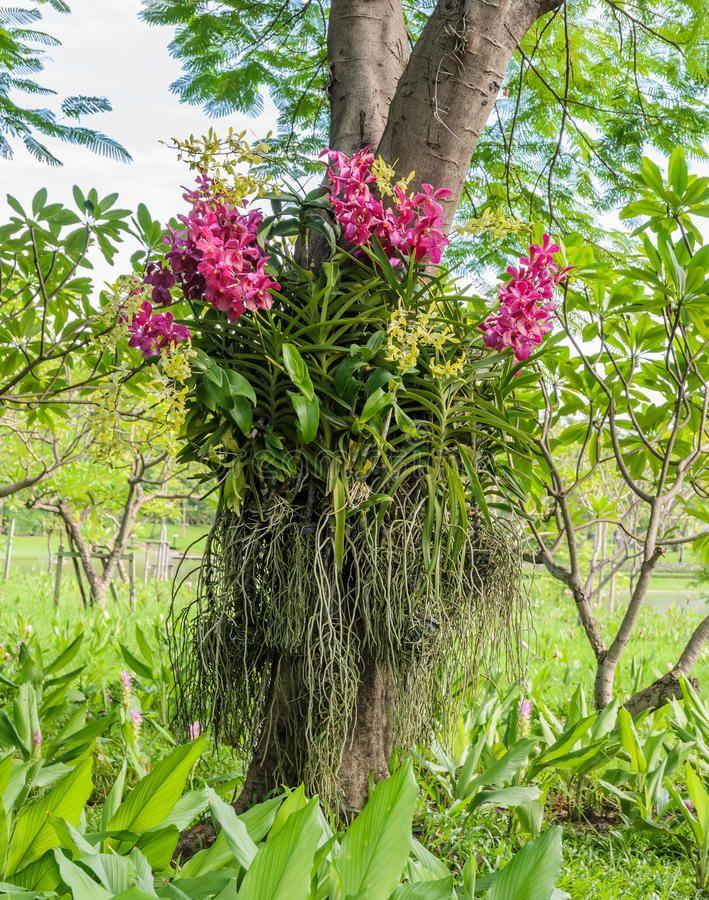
[0,2,130,164]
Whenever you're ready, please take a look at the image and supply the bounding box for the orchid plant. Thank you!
[123,136,568,805]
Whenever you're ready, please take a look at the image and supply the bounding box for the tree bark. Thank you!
[328,0,409,153]
[378,0,561,233]
[336,658,396,812]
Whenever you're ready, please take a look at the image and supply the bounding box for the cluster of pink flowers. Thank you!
[145,178,279,320]
[322,148,451,265]
[128,301,191,356]
[134,178,280,357]
[480,234,569,363]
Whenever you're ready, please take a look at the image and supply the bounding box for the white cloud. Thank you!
[0,0,277,279]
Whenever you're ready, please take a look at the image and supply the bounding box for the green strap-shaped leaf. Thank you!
[336,760,418,900]
[332,478,347,570]
[237,799,321,900]
[207,789,257,870]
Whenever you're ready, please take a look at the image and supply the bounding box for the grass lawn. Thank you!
[0,561,705,897]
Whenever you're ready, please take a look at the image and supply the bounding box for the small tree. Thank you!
[523,150,708,712]
[0,187,163,497]
[29,359,207,607]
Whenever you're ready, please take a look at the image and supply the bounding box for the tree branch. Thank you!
[327,0,409,153]
[378,0,562,234]
[624,614,708,715]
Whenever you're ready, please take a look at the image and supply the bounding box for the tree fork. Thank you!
[229,0,562,815]
[377,0,563,234]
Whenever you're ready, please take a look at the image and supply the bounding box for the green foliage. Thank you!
[0,3,129,165]
[0,186,142,416]
[417,673,709,892]
[0,739,566,899]
[0,572,705,895]
[140,1,707,264]
[174,202,535,800]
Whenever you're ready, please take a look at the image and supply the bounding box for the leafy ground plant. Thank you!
[0,743,565,899]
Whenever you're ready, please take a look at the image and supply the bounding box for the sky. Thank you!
[0,1,278,275]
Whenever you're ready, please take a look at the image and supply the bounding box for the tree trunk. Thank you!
[57,502,107,607]
[237,655,396,813]
[233,0,561,814]
[377,0,561,233]
[336,659,395,812]
[328,0,409,153]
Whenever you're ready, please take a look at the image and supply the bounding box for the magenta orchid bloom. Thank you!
[480,234,570,364]
[322,148,451,266]
[128,300,191,356]
[140,178,280,356]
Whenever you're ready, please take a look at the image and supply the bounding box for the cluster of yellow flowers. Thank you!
[91,381,125,459]
[371,155,414,198]
[458,207,530,239]
[160,341,195,384]
[170,128,273,205]
[94,275,145,354]
[430,356,467,378]
[386,304,465,379]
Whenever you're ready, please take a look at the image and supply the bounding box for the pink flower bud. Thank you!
[188,721,202,740]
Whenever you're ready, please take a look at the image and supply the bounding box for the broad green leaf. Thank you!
[288,391,319,443]
[270,785,307,835]
[685,763,709,833]
[225,370,257,405]
[468,785,541,813]
[101,761,128,832]
[108,738,206,835]
[45,634,83,675]
[54,851,111,900]
[282,344,314,400]
[359,388,395,423]
[617,708,646,774]
[120,645,153,680]
[393,879,453,899]
[337,760,418,900]
[6,758,93,875]
[237,799,321,900]
[486,828,563,900]
[207,789,257,869]
[240,796,283,843]
[466,739,536,793]
[668,147,688,197]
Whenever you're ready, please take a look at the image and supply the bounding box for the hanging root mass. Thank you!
[170,489,525,805]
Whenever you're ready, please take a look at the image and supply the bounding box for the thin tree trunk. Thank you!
[56,502,106,606]
[594,547,663,707]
